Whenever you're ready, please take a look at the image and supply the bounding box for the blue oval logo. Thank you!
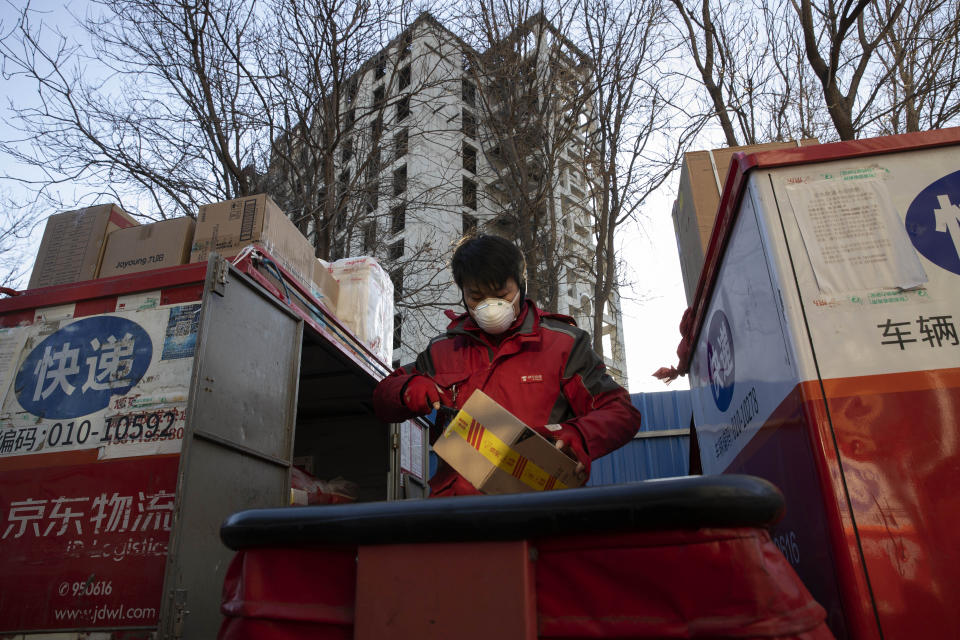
[707,309,735,412]
[15,316,153,419]
[905,169,960,276]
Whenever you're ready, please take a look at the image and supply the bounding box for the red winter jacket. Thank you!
[373,300,642,496]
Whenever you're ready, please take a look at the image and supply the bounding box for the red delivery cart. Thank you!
[0,250,429,638]
[217,474,833,640]
[681,127,960,639]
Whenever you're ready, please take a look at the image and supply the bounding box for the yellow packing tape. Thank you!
[445,411,567,491]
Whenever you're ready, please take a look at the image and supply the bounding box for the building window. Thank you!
[400,32,413,58]
[462,177,477,210]
[390,268,404,299]
[345,108,356,130]
[393,313,403,349]
[341,139,353,163]
[337,169,350,196]
[365,182,379,212]
[389,239,404,261]
[602,333,613,360]
[394,128,408,160]
[462,212,477,235]
[346,78,359,105]
[463,144,476,174]
[373,85,385,108]
[375,53,386,79]
[397,95,411,121]
[462,109,476,139]
[365,148,380,181]
[391,203,406,234]
[398,64,411,90]
[462,78,476,107]
[363,222,376,253]
[372,116,383,141]
[330,233,346,261]
[393,165,407,196]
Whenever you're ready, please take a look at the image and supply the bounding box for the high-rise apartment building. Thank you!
[272,13,628,385]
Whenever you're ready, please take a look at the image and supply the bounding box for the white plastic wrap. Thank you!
[330,256,395,365]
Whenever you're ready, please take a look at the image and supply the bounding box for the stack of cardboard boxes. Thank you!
[28,204,140,288]
[27,194,392,364]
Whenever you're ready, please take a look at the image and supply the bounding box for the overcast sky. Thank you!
[619,209,691,393]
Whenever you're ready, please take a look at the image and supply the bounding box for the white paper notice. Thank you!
[116,291,161,312]
[400,421,424,479]
[400,422,411,474]
[787,178,928,295]
[0,327,29,407]
[409,422,423,479]
[34,304,74,323]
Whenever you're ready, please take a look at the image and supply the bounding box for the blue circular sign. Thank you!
[905,169,960,276]
[706,309,735,412]
[15,316,153,419]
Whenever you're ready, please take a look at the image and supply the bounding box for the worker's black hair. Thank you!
[451,234,526,299]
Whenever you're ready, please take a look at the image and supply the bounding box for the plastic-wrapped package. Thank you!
[330,256,394,365]
[290,466,358,505]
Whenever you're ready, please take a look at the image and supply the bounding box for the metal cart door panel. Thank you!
[159,257,303,639]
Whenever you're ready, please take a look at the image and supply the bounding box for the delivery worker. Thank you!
[373,234,641,496]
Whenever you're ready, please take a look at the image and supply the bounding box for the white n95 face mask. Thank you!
[471,289,521,335]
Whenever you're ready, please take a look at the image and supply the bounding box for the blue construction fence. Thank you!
[587,389,693,485]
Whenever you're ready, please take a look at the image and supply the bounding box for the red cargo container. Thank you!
[0,250,428,637]
[683,128,960,638]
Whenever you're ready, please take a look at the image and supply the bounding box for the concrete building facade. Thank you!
[284,13,629,384]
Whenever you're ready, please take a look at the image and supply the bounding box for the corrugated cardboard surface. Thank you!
[433,390,583,494]
[312,259,340,312]
[98,217,196,278]
[29,204,139,289]
[673,139,819,303]
[190,194,316,285]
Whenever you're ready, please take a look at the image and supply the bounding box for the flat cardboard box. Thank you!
[190,194,316,285]
[98,217,196,278]
[255,260,334,323]
[29,204,139,289]
[673,139,819,304]
[433,390,584,494]
[311,259,340,312]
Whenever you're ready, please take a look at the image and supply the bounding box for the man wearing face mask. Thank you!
[373,234,641,496]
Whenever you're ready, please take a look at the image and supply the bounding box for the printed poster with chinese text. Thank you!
[0,303,201,632]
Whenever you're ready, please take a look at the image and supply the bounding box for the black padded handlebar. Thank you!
[221,475,784,550]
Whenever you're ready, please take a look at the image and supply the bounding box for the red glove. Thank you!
[544,423,590,482]
[402,375,443,415]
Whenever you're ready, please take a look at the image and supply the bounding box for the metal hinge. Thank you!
[170,588,189,639]
[392,432,400,450]
[211,256,229,296]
